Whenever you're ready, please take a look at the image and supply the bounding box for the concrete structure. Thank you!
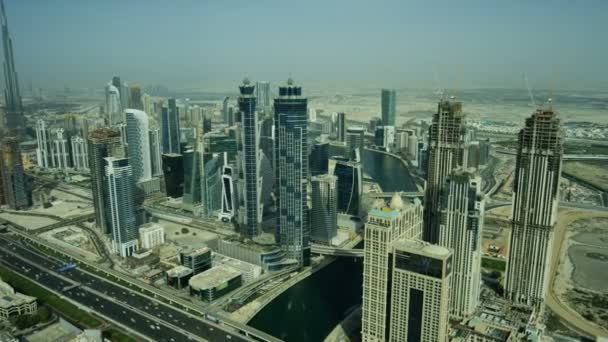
[381,89,396,126]
[148,129,162,176]
[105,157,138,257]
[1,0,24,132]
[0,278,37,320]
[35,119,52,168]
[125,109,152,183]
[180,247,212,275]
[51,128,70,169]
[274,78,310,266]
[189,266,242,302]
[212,253,262,284]
[0,137,30,209]
[88,128,123,234]
[439,168,483,319]
[424,98,468,244]
[105,83,122,125]
[238,78,262,237]
[361,195,423,342]
[70,135,89,171]
[505,106,563,308]
[389,239,452,342]
[138,223,165,249]
[161,98,180,154]
[166,265,193,289]
[310,174,338,245]
[217,238,286,272]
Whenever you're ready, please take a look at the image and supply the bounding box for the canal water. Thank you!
[248,149,416,341]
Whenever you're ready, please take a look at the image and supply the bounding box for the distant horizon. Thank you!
[3,0,607,92]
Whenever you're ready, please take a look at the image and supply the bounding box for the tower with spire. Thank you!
[1,0,24,133]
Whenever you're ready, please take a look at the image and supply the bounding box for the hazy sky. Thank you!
[6,0,608,91]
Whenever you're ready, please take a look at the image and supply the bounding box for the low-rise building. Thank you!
[165,266,193,290]
[212,253,262,284]
[139,223,165,249]
[0,278,37,320]
[189,266,242,302]
[179,247,212,275]
[216,238,286,271]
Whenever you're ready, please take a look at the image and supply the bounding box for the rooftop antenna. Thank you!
[523,72,536,107]
[433,67,444,99]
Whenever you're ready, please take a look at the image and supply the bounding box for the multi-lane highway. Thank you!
[0,234,253,342]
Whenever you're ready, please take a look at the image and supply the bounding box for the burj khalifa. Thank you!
[1,0,24,132]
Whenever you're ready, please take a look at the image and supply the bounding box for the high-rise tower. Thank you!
[125,109,152,183]
[310,174,338,245]
[105,157,138,257]
[0,137,30,209]
[336,112,346,142]
[505,105,563,308]
[1,0,24,132]
[274,78,310,266]
[388,239,452,342]
[238,78,262,237]
[88,128,123,234]
[438,168,483,319]
[424,98,468,244]
[161,98,180,154]
[105,83,122,125]
[361,195,423,342]
[381,89,396,126]
[35,119,52,168]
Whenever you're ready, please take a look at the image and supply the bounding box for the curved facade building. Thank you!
[105,83,122,125]
[125,109,152,183]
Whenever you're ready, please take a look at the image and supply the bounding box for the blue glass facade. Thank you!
[274,79,310,266]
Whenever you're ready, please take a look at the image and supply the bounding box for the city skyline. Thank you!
[0,1,606,342]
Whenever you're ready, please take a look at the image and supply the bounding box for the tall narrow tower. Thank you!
[88,128,123,234]
[380,89,396,126]
[505,105,563,308]
[361,195,423,342]
[125,109,152,183]
[424,98,468,243]
[1,0,24,132]
[438,168,483,319]
[238,78,262,238]
[0,136,30,209]
[274,78,310,266]
[105,157,138,257]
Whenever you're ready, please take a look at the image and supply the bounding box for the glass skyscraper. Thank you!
[381,88,396,126]
[1,0,24,132]
[161,98,180,154]
[238,78,262,238]
[105,157,138,257]
[274,78,310,266]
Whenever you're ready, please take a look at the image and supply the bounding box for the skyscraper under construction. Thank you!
[423,98,468,244]
[505,104,563,308]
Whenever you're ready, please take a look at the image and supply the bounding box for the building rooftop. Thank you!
[166,266,193,277]
[0,278,36,309]
[392,239,452,259]
[188,266,241,291]
[369,207,399,219]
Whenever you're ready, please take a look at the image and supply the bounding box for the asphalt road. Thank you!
[0,234,250,342]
